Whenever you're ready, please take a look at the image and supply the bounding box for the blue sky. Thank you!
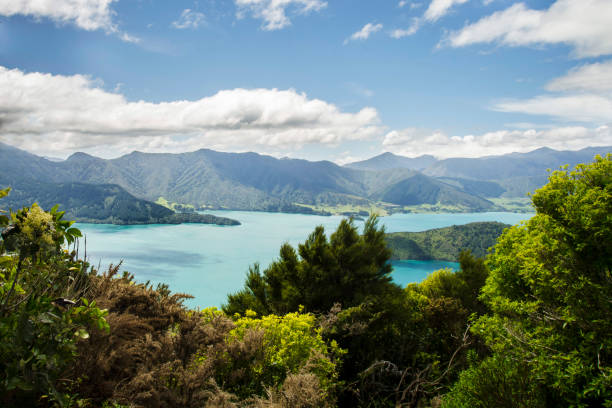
[0,0,610,162]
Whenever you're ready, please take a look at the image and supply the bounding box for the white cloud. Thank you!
[235,0,326,31]
[118,32,141,44]
[546,60,612,93]
[382,126,612,158]
[333,152,369,166]
[390,19,420,39]
[344,23,382,44]
[391,0,466,39]
[398,1,421,8]
[0,66,381,158]
[424,0,468,22]
[494,95,612,123]
[492,60,612,123]
[0,0,139,42]
[0,0,116,31]
[445,0,612,58]
[172,9,205,29]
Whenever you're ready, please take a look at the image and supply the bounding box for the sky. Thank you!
[0,0,611,163]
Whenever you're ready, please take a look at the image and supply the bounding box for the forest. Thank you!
[0,155,610,407]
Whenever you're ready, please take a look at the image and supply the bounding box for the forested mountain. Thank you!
[345,152,437,171]
[0,176,240,225]
[385,221,509,261]
[0,142,497,213]
[3,143,607,214]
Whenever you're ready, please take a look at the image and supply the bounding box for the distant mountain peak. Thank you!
[67,151,96,161]
[532,146,554,152]
[345,152,438,171]
[378,152,397,158]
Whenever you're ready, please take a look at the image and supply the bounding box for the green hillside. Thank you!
[385,221,509,261]
[0,177,240,225]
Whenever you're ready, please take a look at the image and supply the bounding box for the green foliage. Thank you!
[0,187,10,227]
[222,309,344,399]
[385,222,509,261]
[323,251,489,406]
[224,215,393,315]
[0,193,109,407]
[457,155,612,407]
[442,353,545,408]
[60,265,341,407]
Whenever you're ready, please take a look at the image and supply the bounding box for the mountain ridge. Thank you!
[0,143,495,213]
[1,142,608,216]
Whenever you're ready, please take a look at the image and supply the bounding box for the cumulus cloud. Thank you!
[382,126,612,158]
[445,0,612,58]
[492,60,612,123]
[391,0,467,39]
[0,0,139,42]
[0,66,381,158]
[235,0,326,31]
[344,23,382,44]
[172,9,205,29]
[0,0,116,31]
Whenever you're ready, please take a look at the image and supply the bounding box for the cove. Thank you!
[76,211,532,308]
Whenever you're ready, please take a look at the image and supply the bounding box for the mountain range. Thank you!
[348,146,610,199]
[0,142,609,219]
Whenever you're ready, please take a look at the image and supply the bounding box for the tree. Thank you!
[452,155,612,407]
[224,216,394,315]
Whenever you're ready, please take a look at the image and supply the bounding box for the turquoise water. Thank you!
[76,211,532,308]
[391,259,460,287]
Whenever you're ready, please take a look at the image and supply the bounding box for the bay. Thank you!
[76,211,532,308]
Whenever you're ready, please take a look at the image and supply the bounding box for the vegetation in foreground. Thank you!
[0,155,610,407]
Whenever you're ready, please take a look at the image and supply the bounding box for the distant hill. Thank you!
[370,172,494,211]
[435,177,506,198]
[0,174,239,226]
[0,143,497,213]
[385,222,510,261]
[423,146,611,184]
[348,146,611,198]
[345,152,438,171]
